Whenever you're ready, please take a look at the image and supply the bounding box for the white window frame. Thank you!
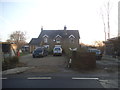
[43,45,49,48]
[44,37,48,43]
[55,35,62,38]
[43,34,48,38]
[55,35,62,43]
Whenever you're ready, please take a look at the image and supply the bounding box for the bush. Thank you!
[48,49,53,55]
[2,56,19,71]
[10,56,19,64]
[78,47,88,53]
[71,51,96,70]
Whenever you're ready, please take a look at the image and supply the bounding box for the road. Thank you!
[2,76,103,88]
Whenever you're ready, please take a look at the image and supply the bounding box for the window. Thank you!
[43,45,49,48]
[56,38,60,43]
[44,37,48,43]
[55,35,62,43]
[70,37,74,43]
[69,34,75,43]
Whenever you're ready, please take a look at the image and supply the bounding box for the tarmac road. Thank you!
[2,76,103,88]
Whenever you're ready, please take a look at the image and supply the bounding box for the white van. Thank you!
[53,46,62,56]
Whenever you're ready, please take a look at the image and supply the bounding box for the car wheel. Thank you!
[33,55,35,58]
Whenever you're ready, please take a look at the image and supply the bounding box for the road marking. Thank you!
[99,80,109,82]
[0,78,7,79]
[27,77,52,80]
[72,77,99,80]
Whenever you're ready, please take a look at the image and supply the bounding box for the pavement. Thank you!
[2,67,33,75]
[102,55,119,61]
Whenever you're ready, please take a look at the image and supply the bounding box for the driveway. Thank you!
[20,54,67,66]
[19,54,71,74]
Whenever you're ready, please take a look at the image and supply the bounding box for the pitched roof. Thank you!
[38,30,80,39]
[29,38,41,45]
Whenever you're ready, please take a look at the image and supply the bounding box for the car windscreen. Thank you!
[34,48,43,52]
[54,48,61,51]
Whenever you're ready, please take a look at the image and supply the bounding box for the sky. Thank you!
[0,0,119,45]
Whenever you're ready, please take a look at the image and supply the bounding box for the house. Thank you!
[21,44,29,52]
[103,37,120,57]
[29,26,80,53]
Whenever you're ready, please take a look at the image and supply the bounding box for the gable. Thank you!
[55,35,62,38]
[43,34,49,38]
[69,34,75,38]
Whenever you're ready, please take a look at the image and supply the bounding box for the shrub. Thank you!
[10,56,19,64]
[78,47,88,53]
[71,51,96,70]
[2,56,19,71]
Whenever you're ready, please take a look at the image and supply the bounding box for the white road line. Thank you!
[0,78,7,79]
[99,80,109,82]
[72,77,99,80]
[27,77,52,80]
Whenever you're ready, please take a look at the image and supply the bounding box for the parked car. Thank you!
[53,46,62,56]
[32,47,48,58]
[88,48,102,60]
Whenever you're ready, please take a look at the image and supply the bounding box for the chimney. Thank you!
[41,26,43,31]
[64,25,67,30]
[64,25,67,35]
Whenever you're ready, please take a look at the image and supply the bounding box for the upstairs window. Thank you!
[56,38,61,43]
[55,35,62,44]
[69,35,75,43]
[70,37,74,43]
[44,37,48,43]
[43,34,48,43]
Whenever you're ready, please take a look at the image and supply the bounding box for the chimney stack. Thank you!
[64,25,67,35]
[41,26,43,31]
[64,25,67,30]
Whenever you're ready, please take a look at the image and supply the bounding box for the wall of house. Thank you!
[48,38,79,51]
[29,45,38,53]
[105,43,114,55]
[29,36,80,54]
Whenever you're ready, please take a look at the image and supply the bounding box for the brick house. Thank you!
[29,26,80,53]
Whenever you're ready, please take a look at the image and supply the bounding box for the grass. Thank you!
[20,52,29,56]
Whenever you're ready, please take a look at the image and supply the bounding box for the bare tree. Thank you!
[100,9,107,41]
[100,0,112,40]
[106,1,111,39]
[94,41,104,47]
[94,41,105,53]
[7,31,27,50]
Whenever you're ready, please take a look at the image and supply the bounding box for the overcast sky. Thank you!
[0,0,118,45]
